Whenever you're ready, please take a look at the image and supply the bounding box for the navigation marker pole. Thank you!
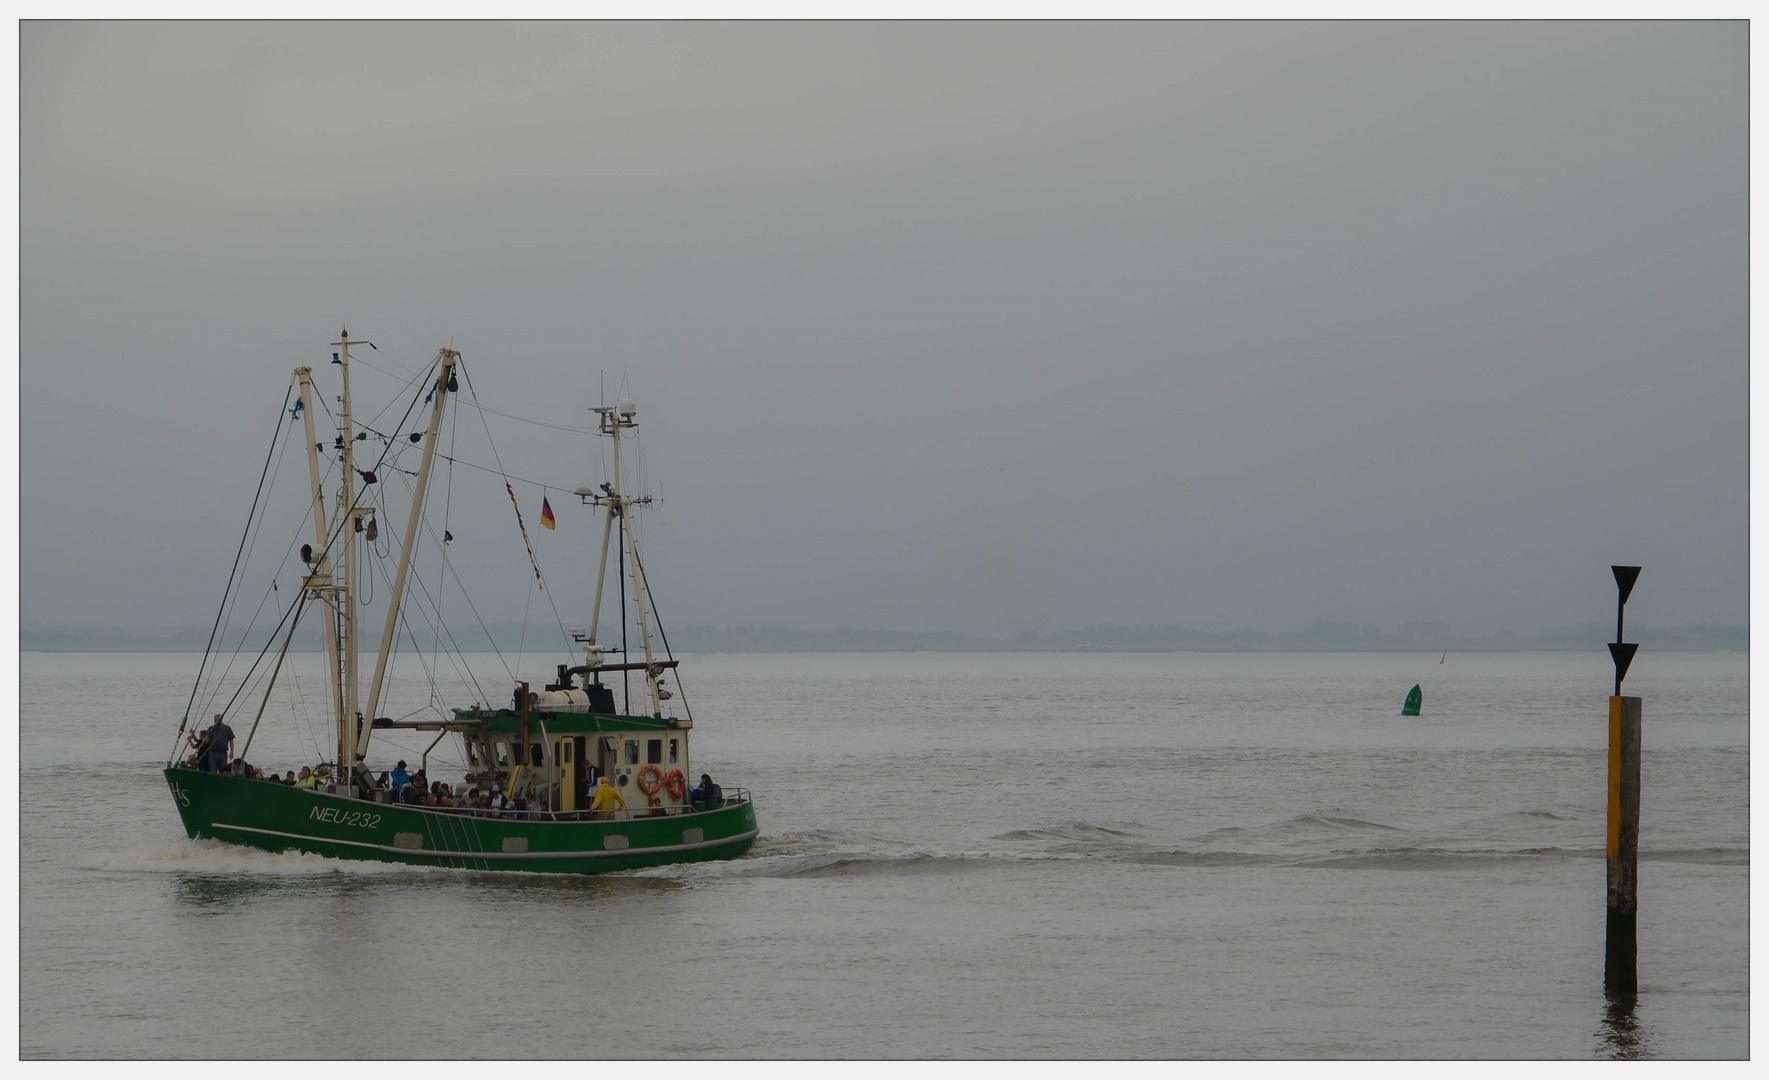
[1605,565,1642,997]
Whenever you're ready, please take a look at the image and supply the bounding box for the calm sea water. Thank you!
[19,649,1748,1059]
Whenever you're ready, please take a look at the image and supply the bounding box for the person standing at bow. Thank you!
[205,715,234,774]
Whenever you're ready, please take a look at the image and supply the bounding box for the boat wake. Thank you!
[992,821,1145,844]
[716,829,993,879]
[87,838,443,877]
[759,851,1000,878]
[979,813,1750,872]
[1195,812,1404,846]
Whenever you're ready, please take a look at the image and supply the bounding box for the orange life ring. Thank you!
[637,765,664,796]
[665,769,686,799]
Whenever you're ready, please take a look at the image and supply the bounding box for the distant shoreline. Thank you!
[22,620,1745,654]
[18,639,1747,655]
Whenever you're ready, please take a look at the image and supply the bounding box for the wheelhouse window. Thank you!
[624,739,639,765]
[647,739,662,764]
[669,739,678,764]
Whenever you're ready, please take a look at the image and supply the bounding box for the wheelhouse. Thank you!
[373,665,697,814]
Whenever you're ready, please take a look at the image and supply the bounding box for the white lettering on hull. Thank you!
[309,806,383,829]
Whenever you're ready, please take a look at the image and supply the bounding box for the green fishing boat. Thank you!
[164,333,757,872]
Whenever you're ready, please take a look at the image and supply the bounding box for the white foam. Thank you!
[86,838,443,877]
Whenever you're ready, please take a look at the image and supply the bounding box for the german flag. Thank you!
[540,496,556,530]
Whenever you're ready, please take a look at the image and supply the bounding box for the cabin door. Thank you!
[555,738,576,812]
[597,736,618,786]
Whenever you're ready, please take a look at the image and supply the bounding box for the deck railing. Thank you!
[173,762,751,823]
[384,788,751,823]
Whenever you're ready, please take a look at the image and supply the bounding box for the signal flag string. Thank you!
[505,482,545,589]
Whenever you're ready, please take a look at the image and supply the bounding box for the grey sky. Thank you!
[21,22,1746,639]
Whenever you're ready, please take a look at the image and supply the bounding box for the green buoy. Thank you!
[1402,684,1422,716]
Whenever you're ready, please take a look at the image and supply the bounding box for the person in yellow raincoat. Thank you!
[588,775,626,820]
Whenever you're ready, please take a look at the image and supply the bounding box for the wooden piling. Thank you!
[1605,694,1641,995]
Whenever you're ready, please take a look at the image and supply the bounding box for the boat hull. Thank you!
[164,767,757,874]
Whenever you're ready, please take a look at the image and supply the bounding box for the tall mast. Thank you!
[294,365,342,739]
[333,330,361,781]
[357,348,457,761]
[586,508,616,648]
[587,399,663,716]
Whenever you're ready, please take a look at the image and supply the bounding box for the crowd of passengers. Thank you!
[184,713,725,818]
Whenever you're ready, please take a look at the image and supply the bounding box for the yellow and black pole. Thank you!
[1605,565,1642,997]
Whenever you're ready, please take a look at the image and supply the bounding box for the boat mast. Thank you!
[587,400,663,716]
[333,330,361,782]
[356,348,457,762]
[295,365,343,750]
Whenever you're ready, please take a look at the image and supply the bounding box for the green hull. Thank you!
[164,766,757,874]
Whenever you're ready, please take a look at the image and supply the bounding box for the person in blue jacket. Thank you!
[389,760,410,794]
[690,773,722,810]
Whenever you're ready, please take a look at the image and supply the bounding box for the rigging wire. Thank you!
[355,351,596,433]
[341,357,482,740]
[237,589,311,762]
[363,540,440,721]
[420,507,516,686]
[201,564,312,745]
[432,392,460,707]
[454,359,576,658]
[517,562,535,674]
[199,450,338,722]
[288,658,325,766]
[459,398,597,433]
[393,448,579,499]
[369,451,506,700]
[374,465,496,706]
[208,352,443,763]
[352,352,433,437]
[350,351,419,381]
[197,357,417,727]
[630,544,693,726]
[353,418,587,498]
[172,382,294,765]
[370,418,515,689]
[199,409,298,716]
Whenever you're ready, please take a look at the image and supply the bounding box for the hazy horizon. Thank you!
[22,23,1746,642]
